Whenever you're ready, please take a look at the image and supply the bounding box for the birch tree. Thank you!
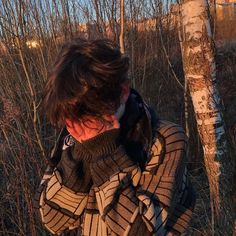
[179,0,235,234]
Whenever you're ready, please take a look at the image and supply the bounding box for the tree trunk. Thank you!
[179,0,235,234]
[119,0,125,54]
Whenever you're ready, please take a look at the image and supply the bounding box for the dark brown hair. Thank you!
[43,38,129,127]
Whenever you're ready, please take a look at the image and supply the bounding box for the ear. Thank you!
[121,80,131,104]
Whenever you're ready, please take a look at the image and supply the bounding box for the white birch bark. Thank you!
[179,0,235,234]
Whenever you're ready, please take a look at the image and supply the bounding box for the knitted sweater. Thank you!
[35,90,195,236]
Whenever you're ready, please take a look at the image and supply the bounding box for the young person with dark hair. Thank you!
[35,39,195,236]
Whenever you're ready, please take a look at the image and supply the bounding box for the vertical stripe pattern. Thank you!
[35,120,195,235]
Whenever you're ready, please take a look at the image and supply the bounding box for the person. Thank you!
[35,38,195,236]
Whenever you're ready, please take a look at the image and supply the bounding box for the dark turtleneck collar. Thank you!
[72,128,120,160]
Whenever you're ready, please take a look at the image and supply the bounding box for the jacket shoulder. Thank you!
[149,120,188,164]
[156,120,187,138]
[154,120,188,146]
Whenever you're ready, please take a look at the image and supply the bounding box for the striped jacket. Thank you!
[35,119,195,236]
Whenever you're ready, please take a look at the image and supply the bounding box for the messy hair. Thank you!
[43,38,129,127]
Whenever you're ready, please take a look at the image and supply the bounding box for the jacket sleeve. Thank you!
[34,134,88,235]
[141,121,195,235]
[35,166,88,235]
[89,143,168,235]
[89,145,152,236]
[89,121,195,236]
